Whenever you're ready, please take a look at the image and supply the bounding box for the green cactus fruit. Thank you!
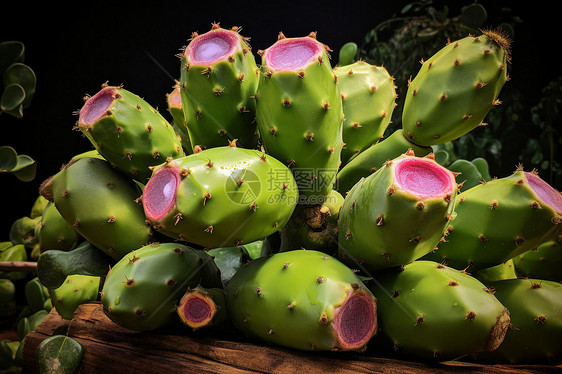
[225,250,377,351]
[101,242,222,331]
[207,245,251,287]
[424,167,562,272]
[142,144,298,248]
[255,32,344,202]
[0,279,15,302]
[474,259,517,286]
[333,61,397,165]
[49,275,101,320]
[338,151,457,271]
[335,129,433,196]
[179,24,259,151]
[279,189,344,255]
[77,84,185,183]
[30,195,49,218]
[9,215,41,249]
[177,286,228,330]
[0,243,27,280]
[369,260,510,361]
[402,29,511,146]
[38,201,82,252]
[39,157,153,260]
[166,84,192,154]
[512,238,562,282]
[476,278,562,364]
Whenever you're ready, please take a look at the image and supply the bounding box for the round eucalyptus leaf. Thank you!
[0,83,25,112]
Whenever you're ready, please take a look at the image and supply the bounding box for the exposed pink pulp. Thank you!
[142,167,181,221]
[183,296,212,323]
[394,158,456,199]
[263,37,323,71]
[79,86,116,125]
[186,29,239,65]
[525,171,562,214]
[333,290,377,350]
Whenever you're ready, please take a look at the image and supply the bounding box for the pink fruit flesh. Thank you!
[168,87,182,108]
[333,290,376,350]
[264,37,323,71]
[183,296,212,323]
[142,167,180,221]
[79,87,116,125]
[525,172,562,214]
[186,29,239,65]
[394,158,455,199]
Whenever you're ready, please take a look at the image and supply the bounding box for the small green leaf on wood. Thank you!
[36,335,84,374]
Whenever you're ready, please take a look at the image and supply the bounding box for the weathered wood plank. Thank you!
[22,303,562,374]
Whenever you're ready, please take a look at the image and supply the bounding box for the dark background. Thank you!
[0,1,557,240]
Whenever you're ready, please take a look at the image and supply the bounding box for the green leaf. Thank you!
[0,146,18,171]
[0,83,25,112]
[13,154,37,181]
[0,41,25,74]
[3,63,36,107]
[460,3,488,29]
[37,241,114,289]
[338,42,358,66]
[36,335,84,374]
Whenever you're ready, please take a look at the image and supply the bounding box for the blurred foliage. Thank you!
[1,41,37,182]
[349,0,561,188]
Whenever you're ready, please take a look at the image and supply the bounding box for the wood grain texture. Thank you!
[22,303,562,374]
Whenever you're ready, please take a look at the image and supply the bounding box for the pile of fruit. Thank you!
[2,22,562,370]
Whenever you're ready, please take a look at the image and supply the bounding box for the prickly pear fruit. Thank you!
[179,24,259,151]
[424,167,562,272]
[49,275,101,320]
[255,32,344,202]
[279,189,344,255]
[335,129,433,195]
[38,201,82,252]
[166,84,192,154]
[177,286,228,330]
[225,250,377,351]
[39,157,153,260]
[512,238,562,282]
[369,260,510,361]
[101,242,222,331]
[77,84,185,182]
[142,144,298,248]
[402,29,511,146]
[476,278,562,364]
[338,151,457,271]
[333,61,397,165]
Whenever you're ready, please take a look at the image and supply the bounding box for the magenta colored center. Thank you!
[142,167,180,221]
[525,172,562,214]
[334,292,375,348]
[187,30,238,65]
[79,87,115,125]
[184,297,212,323]
[394,158,455,199]
[264,37,322,71]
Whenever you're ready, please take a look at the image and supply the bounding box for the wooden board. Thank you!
[22,303,562,374]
